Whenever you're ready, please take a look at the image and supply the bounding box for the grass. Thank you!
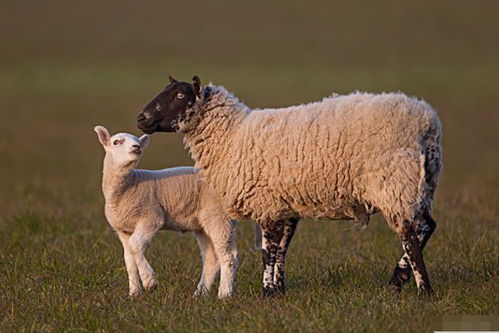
[0,0,498,331]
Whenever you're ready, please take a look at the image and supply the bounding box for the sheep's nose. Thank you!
[132,144,140,149]
[137,112,147,122]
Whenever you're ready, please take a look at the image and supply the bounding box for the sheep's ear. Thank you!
[169,75,178,84]
[139,134,151,150]
[192,75,201,98]
[94,126,111,147]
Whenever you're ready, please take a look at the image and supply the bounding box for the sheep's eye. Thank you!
[155,103,161,112]
[113,140,121,145]
[176,92,185,99]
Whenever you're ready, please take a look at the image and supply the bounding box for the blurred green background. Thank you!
[0,1,498,331]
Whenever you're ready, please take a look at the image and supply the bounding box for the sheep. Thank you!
[136,76,442,297]
[93,125,238,299]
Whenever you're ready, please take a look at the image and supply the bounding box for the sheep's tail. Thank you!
[418,112,443,215]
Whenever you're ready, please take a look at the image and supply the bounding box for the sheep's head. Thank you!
[137,75,201,134]
[94,125,151,169]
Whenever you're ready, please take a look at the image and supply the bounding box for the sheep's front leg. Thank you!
[128,223,159,292]
[260,220,285,297]
[193,231,220,297]
[117,231,143,297]
[254,223,262,250]
[273,218,298,294]
[389,213,436,292]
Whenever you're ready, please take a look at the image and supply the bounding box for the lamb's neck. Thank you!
[184,102,247,171]
[102,161,137,204]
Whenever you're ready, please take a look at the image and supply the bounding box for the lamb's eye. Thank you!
[176,92,185,99]
[113,140,121,145]
[155,103,161,112]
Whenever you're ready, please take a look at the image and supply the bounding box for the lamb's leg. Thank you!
[193,231,220,297]
[389,213,436,292]
[208,220,238,299]
[117,231,143,297]
[254,223,263,250]
[260,220,285,297]
[273,218,299,294]
[128,223,159,292]
[398,225,433,296]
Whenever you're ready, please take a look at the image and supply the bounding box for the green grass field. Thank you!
[1,1,498,332]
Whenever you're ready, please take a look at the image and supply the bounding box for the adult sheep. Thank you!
[137,76,442,297]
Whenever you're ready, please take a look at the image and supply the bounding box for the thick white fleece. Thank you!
[180,85,442,233]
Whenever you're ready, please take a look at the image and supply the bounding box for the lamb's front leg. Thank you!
[209,220,238,299]
[260,220,285,297]
[117,231,143,297]
[273,218,298,294]
[128,223,159,292]
[193,231,220,297]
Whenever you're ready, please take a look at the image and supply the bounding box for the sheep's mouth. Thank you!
[130,148,142,155]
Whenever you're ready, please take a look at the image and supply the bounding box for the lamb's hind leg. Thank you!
[389,213,436,292]
[273,218,299,294]
[260,220,285,297]
[193,231,220,297]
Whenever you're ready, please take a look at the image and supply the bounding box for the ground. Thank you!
[0,1,498,332]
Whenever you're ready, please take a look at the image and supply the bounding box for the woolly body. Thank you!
[182,86,442,233]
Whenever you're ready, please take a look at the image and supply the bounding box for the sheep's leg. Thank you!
[208,220,238,299]
[193,231,220,297]
[260,220,285,297]
[254,223,263,250]
[128,223,159,292]
[273,218,299,294]
[399,226,433,296]
[389,213,436,292]
[117,231,143,297]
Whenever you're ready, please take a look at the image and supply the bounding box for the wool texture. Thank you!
[180,85,442,233]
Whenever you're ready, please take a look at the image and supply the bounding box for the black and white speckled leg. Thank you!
[273,218,299,294]
[400,228,433,296]
[389,213,436,292]
[260,220,285,297]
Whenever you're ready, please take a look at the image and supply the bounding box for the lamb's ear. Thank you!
[94,126,111,147]
[192,75,201,98]
[169,75,178,84]
[139,134,151,150]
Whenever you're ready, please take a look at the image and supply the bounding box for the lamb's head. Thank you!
[94,125,150,170]
[137,75,201,134]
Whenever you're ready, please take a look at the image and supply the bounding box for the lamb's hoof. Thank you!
[143,278,158,292]
[217,291,233,299]
[129,288,143,297]
[193,287,208,298]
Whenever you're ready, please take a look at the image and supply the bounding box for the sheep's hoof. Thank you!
[217,291,233,299]
[262,287,279,298]
[193,287,209,298]
[387,277,403,293]
[417,284,433,298]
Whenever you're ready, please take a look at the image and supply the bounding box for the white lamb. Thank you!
[94,125,238,299]
[137,76,442,297]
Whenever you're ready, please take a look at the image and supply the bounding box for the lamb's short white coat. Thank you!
[94,126,237,299]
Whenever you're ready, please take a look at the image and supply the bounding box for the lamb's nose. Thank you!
[132,144,140,149]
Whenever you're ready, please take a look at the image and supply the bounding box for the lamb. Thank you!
[94,125,238,299]
[136,76,442,297]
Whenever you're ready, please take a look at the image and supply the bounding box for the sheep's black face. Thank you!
[137,76,201,134]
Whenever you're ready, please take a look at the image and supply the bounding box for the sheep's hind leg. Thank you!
[273,218,299,294]
[193,231,220,297]
[260,220,285,297]
[117,231,143,297]
[389,213,436,292]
